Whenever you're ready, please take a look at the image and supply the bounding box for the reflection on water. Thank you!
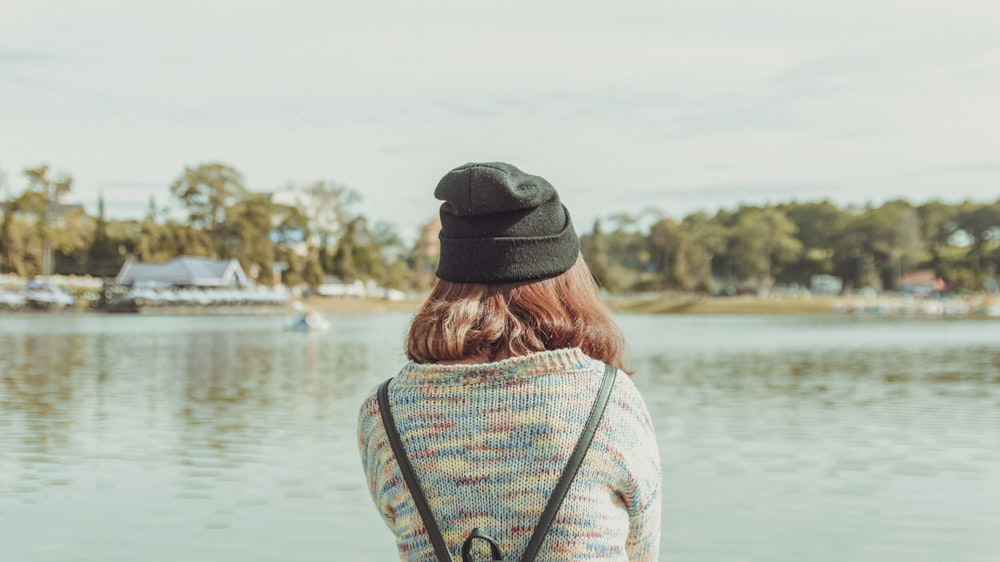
[0,314,407,561]
[628,315,1000,562]
[1,314,998,561]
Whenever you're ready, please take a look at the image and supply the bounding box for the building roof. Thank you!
[115,256,251,287]
[900,269,937,286]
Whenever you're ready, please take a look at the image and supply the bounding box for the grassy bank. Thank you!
[298,295,838,315]
[298,296,423,315]
[609,295,837,315]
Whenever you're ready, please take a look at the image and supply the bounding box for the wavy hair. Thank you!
[406,255,630,373]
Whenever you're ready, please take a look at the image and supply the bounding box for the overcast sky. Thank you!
[2,0,998,240]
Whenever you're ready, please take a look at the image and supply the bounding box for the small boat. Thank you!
[287,311,331,332]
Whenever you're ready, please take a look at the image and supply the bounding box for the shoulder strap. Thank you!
[521,363,616,562]
[378,380,454,562]
[377,363,618,562]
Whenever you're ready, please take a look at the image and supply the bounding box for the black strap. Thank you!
[521,363,616,562]
[378,379,454,561]
[378,363,617,562]
[461,528,503,561]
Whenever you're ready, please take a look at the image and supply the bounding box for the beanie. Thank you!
[434,162,580,283]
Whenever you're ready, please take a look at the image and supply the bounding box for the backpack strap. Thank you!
[378,379,454,562]
[461,528,503,561]
[377,363,618,562]
[521,363,616,562]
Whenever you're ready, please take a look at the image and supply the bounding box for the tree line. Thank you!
[583,199,1000,294]
[1,162,420,291]
[2,161,999,295]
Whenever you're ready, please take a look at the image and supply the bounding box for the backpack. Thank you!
[377,364,617,562]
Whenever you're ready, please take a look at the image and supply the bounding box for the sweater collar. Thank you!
[394,348,595,387]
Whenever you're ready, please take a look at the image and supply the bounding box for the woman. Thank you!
[358,162,661,561]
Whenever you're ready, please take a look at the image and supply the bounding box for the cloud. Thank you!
[773,51,889,86]
[0,48,63,65]
[2,0,999,236]
[627,182,838,203]
[0,48,69,88]
[908,161,1000,177]
[661,97,802,141]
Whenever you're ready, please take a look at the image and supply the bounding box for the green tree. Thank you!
[22,164,73,277]
[603,213,652,292]
[301,255,325,290]
[368,221,410,289]
[956,201,1000,252]
[727,207,802,288]
[884,200,927,289]
[49,205,93,275]
[917,200,959,254]
[410,217,441,292]
[2,213,42,277]
[677,212,728,292]
[170,162,248,256]
[779,200,847,284]
[88,192,121,277]
[299,180,360,248]
[330,216,378,283]
[646,217,681,289]
[834,201,925,290]
[0,173,12,273]
[146,220,213,260]
[226,193,278,285]
[955,200,1000,288]
[581,219,611,288]
[645,214,728,292]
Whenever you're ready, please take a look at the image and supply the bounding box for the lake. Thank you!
[1,313,998,561]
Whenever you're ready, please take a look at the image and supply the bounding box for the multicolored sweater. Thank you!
[357,348,662,561]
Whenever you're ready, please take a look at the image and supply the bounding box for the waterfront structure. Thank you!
[115,256,252,288]
[108,256,287,313]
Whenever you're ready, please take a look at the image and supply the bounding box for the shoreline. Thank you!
[4,294,996,317]
[299,294,998,317]
[607,295,839,315]
[295,295,842,316]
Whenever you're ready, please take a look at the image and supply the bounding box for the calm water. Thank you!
[1,313,998,561]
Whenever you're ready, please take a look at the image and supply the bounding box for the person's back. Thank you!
[357,162,662,561]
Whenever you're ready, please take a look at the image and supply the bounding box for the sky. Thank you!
[2,0,999,241]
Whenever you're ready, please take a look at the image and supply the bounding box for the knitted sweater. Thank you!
[357,348,662,561]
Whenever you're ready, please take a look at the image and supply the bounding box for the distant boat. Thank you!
[0,291,27,310]
[27,288,76,310]
[287,311,331,332]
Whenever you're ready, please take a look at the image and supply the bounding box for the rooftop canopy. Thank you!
[115,256,252,288]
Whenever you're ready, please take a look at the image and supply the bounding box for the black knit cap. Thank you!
[434,162,580,283]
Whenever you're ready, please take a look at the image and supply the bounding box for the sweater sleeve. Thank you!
[625,500,662,562]
[357,387,396,531]
[615,376,663,561]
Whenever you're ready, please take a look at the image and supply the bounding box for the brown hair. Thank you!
[406,255,630,373]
